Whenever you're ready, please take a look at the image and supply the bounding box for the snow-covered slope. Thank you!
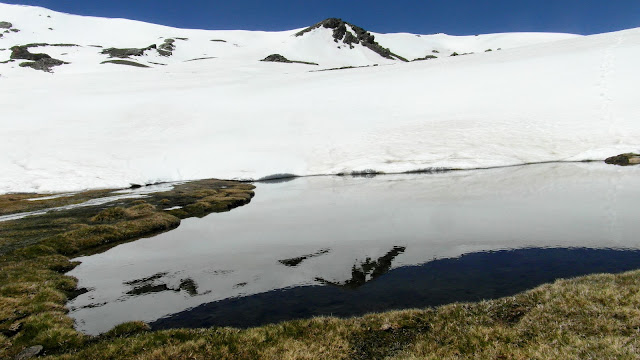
[0,3,638,193]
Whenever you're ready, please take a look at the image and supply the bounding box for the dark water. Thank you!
[151,247,640,329]
[67,163,640,334]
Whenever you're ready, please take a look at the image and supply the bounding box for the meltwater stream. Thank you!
[66,163,640,335]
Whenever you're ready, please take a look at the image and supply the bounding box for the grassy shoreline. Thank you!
[0,179,255,359]
[1,178,639,359]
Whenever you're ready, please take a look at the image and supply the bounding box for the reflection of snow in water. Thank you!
[27,192,79,201]
[67,163,640,335]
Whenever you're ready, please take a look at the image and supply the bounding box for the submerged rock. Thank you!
[604,153,640,166]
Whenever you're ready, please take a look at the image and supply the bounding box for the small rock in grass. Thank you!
[15,345,43,360]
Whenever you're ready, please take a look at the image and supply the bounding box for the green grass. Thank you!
[1,179,640,359]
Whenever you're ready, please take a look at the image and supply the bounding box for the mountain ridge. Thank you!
[0,2,638,194]
[0,2,580,75]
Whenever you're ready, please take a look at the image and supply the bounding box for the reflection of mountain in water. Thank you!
[124,272,200,297]
[278,248,331,267]
[315,246,405,288]
[152,247,640,330]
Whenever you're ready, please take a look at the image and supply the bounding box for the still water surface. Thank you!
[67,163,640,334]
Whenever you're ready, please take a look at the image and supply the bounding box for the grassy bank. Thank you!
[13,270,640,360]
[1,179,640,359]
[0,180,255,359]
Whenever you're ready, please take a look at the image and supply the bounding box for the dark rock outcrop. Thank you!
[450,52,474,57]
[413,55,438,61]
[157,39,175,56]
[101,44,157,58]
[10,43,78,61]
[0,21,12,29]
[9,44,73,72]
[262,54,290,63]
[19,58,68,72]
[22,43,78,48]
[10,45,51,61]
[261,54,318,65]
[296,18,408,62]
[605,153,640,166]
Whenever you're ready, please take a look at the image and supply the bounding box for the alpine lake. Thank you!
[64,162,640,335]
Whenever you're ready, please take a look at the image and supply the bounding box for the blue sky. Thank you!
[3,0,639,35]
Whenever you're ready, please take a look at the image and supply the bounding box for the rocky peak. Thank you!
[295,18,407,62]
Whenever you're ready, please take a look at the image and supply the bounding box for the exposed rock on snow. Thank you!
[605,153,640,166]
[19,57,68,72]
[10,45,51,60]
[261,53,318,65]
[261,53,290,62]
[157,38,175,56]
[0,21,12,29]
[10,44,71,72]
[101,44,157,58]
[296,18,408,61]
[10,43,78,57]
[412,55,438,61]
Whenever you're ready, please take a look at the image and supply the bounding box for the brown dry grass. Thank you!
[28,270,640,360]
[0,180,254,359]
[0,189,114,216]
